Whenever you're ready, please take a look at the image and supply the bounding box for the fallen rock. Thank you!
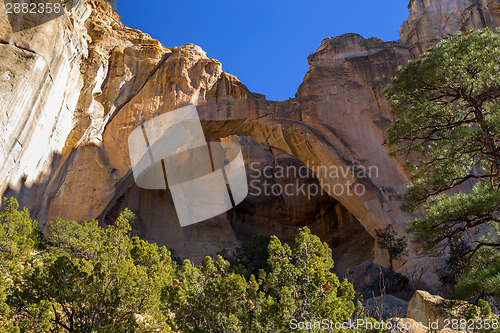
[365,295,408,320]
[407,290,447,329]
[406,290,495,330]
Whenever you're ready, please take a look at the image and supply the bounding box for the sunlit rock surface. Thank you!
[0,0,498,288]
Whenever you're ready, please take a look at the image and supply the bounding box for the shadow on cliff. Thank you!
[1,152,63,228]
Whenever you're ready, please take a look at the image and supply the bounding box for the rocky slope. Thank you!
[0,0,498,290]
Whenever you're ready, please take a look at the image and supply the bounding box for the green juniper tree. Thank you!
[163,255,261,332]
[163,227,377,333]
[6,209,174,332]
[229,235,271,279]
[259,227,367,332]
[0,198,39,272]
[0,198,39,333]
[0,199,380,332]
[386,28,500,300]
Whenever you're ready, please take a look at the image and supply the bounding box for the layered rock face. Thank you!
[401,0,500,56]
[0,0,498,288]
[0,0,92,210]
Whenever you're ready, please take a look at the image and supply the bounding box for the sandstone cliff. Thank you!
[0,0,498,290]
[401,0,499,56]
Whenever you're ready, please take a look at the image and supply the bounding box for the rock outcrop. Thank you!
[407,290,447,329]
[365,295,409,320]
[406,290,496,331]
[0,0,499,288]
[380,289,496,332]
[401,0,500,56]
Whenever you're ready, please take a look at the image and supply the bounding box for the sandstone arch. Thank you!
[36,38,415,273]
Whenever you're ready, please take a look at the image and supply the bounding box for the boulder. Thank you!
[364,295,409,320]
[406,290,487,330]
[407,290,446,328]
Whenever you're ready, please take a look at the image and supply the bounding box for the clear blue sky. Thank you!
[116,1,409,101]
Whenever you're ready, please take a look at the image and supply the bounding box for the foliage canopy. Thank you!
[0,198,379,332]
[386,28,500,300]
